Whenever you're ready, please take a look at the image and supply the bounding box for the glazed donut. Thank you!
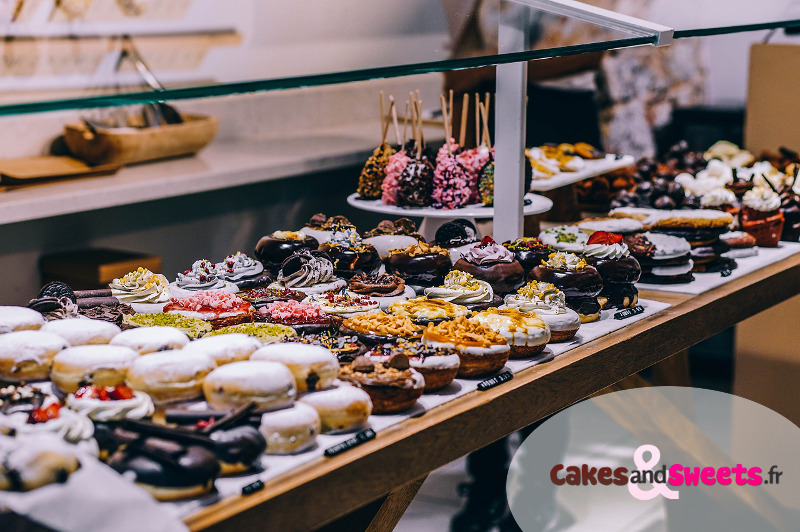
[297,382,373,433]
[0,435,80,492]
[258,402,321,454]
[41,318,120,345]
[202,360,296,412]
[181,333,263,366]
[126,351,216,404]
[109,326,190,355]
[0,306,45,334]
[50,345,138,393]
[0,330,69,382]
[470,308,551,359]
[250,343,339,393]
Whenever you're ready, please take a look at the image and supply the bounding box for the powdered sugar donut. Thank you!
[250,343,338,393]
[297,382,372,433]
[41,318,120,346]
[0,330,69,382]
[0,306,45,334]
[126,351,216,404]
[203,360,296,412]
[50,345,138,393]
[110,326,189,355]
[180,333,262,365]
[258,402,321,455]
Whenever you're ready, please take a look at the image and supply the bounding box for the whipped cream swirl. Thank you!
[700,187,736,208]
[328,226,363,249]
[424,271,494,304]
[583,243,629,260]
[66,391,155,422]
[175,259,227,291]
[277,251,335,288]
[743,186,781,212]
[216,252,264,282]
[462,242,514,264]
[110,267,171,304]
[1,402,95,450]
[504,281,567,315]
[544,252,586,271]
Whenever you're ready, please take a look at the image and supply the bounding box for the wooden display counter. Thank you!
[179,252,800,532]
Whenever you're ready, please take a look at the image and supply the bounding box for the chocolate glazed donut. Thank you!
[513,249,553,277]
[585,256,642,285]
[318,243,382,279]
[452,259,525,295]
[386,252,451,287]
[255,235,319,275]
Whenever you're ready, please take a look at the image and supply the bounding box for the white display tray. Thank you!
[529,154,635,192]
[347,192,553,241]
[164,298,670,519]
[637,241,800,295]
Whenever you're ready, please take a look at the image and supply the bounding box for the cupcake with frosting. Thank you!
[216,252,272,289]
[452,237,525,295]
[170,259,238,299]
[741,186,784,247]
[109,267,171,313]
[503,281,581,342]
[424,270,500,311]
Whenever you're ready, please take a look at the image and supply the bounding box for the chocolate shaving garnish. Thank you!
[352,356,375,373]
[121,419,215,446]
[387,353,410,371]
[197,402,257,435]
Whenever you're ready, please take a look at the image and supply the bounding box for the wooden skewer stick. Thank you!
[480,101,492,148]
[417,99,425,156]
[460,93,469,148]
[409,92,418,149]
[402,101,410,147]
[440,94,451,155]
[475,93,481,147]
[381,99,395,145]
[390,96,401,147]
[379,91,386,143]
[448,89,454,141]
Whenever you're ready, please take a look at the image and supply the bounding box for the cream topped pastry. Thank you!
[109,267,171,305]
[424,271,494,307]
[305,292,379,317]
[216,252,265,283]
[538,225,588,253]
[580,232,640,310]
[544,252,587,270]
[453,237,525,295]
[743,186,781,212]
[172,259,237,299]
[163,290,254,325]
[503,281,581,342]
[0,398,97,455]
[269,250,346,294]
[529,252,603,323]
[582,242,630,260]
[388,297,470,323]
[470,308,550,358]
[422,316,510,377]
[461,238,514,264]
[66,384,154,422]
[701,188,736,208]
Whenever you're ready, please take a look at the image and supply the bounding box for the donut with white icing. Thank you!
[258,402,321,454]
[0,306,45,334]
[297,382,372,433]
[250,343,339,393]
[180,333,262,366]
[126,351,216,404]
[50,345,138,393]
[41,318,120,345]
[0,330,69,382]
[202,360,296,412]
[109,326,190,355]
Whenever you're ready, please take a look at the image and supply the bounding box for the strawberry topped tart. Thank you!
[163,290,254,329]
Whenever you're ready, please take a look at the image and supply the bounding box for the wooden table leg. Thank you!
[651,349,691,387]
[314,475,428,532]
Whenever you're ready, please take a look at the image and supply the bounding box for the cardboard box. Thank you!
[40,248,162,290]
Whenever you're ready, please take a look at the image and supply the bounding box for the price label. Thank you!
[478,371,513,391]
[614,305,645,320]
[324,429,377,457]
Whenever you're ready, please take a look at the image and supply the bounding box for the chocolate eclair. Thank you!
[255,230,319,275]
[386,242,452,288]
[318,226,381,279]
[529,252,604,322]
[453,237,525,295]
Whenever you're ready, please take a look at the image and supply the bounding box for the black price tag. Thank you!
[242,479,264,496]
[324,429,376,457]
[720,269,733,277]
[614,305,645,320]
[478,371,513,391]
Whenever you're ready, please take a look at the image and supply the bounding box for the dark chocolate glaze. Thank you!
[528,265,603,299]
[600,283,639,310]
[651,226,728,243]
[208,426,266,467]
[565,296,601,316]
[386,252,451,287]
[452,258,525,295]
[108,439,220,488]
[512,249,553,277]
[233,270,274,290]
[585,256,641,285]
[255,235,319,275]
[639,272,695,284]
[396,157,434,207]
[690,240,731,264]
[434,219,478,247]
[637,253,692,269]
[318,243,382,279]
[38,281,76,303]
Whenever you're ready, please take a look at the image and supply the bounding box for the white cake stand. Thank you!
[347,193,553,241]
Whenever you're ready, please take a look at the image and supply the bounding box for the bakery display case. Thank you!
[3,2,800,531]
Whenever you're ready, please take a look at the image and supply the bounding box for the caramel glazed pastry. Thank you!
[268,250,347,295]
[422,316,510,378]
[340,312,422,345]
[339,354,425,414]
[424,270,503,311]
[528,252,604,323]
[388,296,471,325]
[470,308,551,358]
[503,282,581,342]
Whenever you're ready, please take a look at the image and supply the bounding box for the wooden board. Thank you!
[0,156,119,185]
[181,253,800,532]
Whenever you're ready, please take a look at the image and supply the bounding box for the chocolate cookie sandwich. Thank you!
[363,218,423,258]
[269,250,347,295]
[368,339,460,392]
[347,272,414,310]
[720,231,758,259]
[255,230,319,275]
[503,237,554,277]
[215,252,272,289]
[453,237,525,295]
[645,210,735,273]
[629,232,694,284]
[339,354,425,414]
[434,218,480,263]
[386,242,451,288]
[318,225,382,279]
[528,252,603,323]
[424,270,501,311]
[581,232,641,310]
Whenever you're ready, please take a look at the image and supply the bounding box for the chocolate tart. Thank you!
[255,231,319,275]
